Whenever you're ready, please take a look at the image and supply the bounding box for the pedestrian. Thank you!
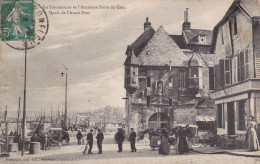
[96,129,104,154]
[9,130,14,136]
[76,130,83,145]
[247,116,259,151]
[159,128,170,155]
[87,129,94,154]
[177,126,189,154]
[185,125,193,151]
[115,128,124,152]
[31,133,37,142]
[129,128,137,152]
[39,132,46,150]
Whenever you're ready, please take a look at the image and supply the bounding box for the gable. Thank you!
[137,26,188,66]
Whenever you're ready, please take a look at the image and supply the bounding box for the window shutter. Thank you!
[219,60,225,88]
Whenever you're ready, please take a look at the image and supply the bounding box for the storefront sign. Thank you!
[211,81,250,99]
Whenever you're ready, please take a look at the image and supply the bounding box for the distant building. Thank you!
[211,0,260,135]
[124,9,215,137]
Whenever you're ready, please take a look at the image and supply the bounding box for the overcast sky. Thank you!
[0,0,234,117]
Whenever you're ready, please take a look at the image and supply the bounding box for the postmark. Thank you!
[1,1,49,50]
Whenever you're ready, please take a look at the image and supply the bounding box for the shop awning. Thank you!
[196,116,215,122]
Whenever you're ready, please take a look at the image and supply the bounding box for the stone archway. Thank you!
[148,112,170,129]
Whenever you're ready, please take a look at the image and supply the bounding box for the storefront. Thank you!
[212,80,260,135]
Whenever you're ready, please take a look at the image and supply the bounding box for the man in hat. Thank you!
[129,128,137,152]
[87,129,94,154]
[96,129,104,154]
[115,128,124,152]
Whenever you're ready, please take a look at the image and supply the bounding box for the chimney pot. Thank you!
[144,17,151,31]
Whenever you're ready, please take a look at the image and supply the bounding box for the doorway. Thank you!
[227,102,235,135]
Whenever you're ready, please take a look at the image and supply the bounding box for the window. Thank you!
[238,100,246,131]
[237,49,249,82]
[209,67,214,90]
[217,104,224,128]
[229,15,237,38]
[225,59,231,85]
[169,78,173,88]
[133,72,135,76]
[234,15,237,35]
[221,27,224,45]
[190,67,198,78]
[147,96,150,107]
[147,77,151,87]
[189,67,199,87]
[178,70,186,88]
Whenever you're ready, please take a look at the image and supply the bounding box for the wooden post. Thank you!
[22,41,28,156]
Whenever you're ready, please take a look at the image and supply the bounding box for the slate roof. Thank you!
[169,35,187,49]
[137,26,188,66]
[126,26,155,56]
[124,50,140,66]
[183,29,213,45]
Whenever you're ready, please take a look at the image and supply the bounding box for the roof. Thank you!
[169,35,187,49]
[188,54,203,67]
[126,26,155,56]
[137,26,188,66]
[211,0,260,53]
[196,116,215,122]
[240,0,260,17]
[124,50,140,65]
[183,29,213,45]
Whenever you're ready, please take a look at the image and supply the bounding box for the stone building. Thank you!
[124,10,215,137]
[211,0,260,136]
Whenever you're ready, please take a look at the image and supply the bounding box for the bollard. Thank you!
[8,143,18,152]
[29,142,41,154]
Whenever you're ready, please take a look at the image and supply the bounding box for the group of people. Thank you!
[83,129,104,154]
[158,125,192,155]
[114,128,137,152]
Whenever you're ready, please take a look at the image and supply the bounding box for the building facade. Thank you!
[211,0,260,135]
[124,10,215,137]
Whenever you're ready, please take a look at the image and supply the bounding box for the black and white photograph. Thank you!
[0,0,260,163]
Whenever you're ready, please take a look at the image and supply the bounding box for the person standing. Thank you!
[96,129,104,154]
[159,128,170,155]
[129,128,137,152]
[115,128,124,152]
[177,126,189,154]
[87,129,94,154]
[247,116,259,151]
[76,130,83,145]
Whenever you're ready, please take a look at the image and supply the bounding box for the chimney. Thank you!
[144,17,151,31]
[182,8,191,31]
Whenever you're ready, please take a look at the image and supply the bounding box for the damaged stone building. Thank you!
[124,9,215,137]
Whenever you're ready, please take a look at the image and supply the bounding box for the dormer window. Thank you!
[198,34,206,44]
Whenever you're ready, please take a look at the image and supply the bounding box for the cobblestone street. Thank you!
[2,135,260,164]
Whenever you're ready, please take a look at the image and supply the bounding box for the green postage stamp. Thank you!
[1,0,35,41]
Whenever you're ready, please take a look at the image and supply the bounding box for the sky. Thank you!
[0,0,234,117]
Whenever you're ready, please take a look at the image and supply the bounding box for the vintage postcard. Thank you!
[0,0,260,163]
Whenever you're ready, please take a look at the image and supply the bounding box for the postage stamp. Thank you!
[1,0,35,41]
[3,2,49,50]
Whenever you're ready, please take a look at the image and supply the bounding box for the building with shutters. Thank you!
[124,9,215,137]
[211,0,260,136]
